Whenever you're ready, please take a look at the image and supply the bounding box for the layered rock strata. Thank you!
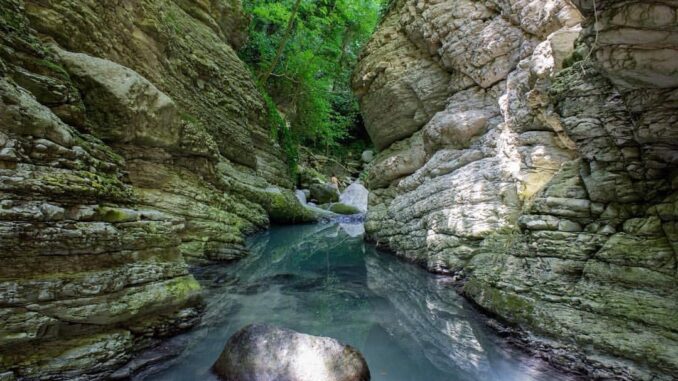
[0,0,310,379]
[354,0,677,379]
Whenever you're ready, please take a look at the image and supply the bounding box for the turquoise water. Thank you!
[140,222,577,381]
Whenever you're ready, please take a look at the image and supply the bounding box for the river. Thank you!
[138,221,577,381]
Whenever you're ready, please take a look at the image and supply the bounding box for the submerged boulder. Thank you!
[213,324,370,381]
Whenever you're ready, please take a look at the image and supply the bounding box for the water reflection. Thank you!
[139,223,577,381]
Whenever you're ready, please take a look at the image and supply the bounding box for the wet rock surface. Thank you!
[213,324,370,381]
[354,0,677,380]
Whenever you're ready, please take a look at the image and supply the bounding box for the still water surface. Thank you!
[141,222,576,381]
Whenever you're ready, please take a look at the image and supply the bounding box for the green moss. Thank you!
[40,170,133,203]
[95,206,136,223]
[34,59,70,79]
[166,276,201,299]
[328,203,360,215]
[179,111,219,156]
[179,112,199,125]
[298,165,328,186]
[1,330,132,373]
[0,1,29,33]
[548,63,594,102]
[561,44,588,69]
[162,8,182,34]
[464,279,535,324]
[265,190,317,223]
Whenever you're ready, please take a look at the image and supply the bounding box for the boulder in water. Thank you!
[310,183,340,204]
[339,182,369,213]
[340,222,365,238]
[213,324,370,381]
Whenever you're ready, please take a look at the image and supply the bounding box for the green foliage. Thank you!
[241,0,383,158]
[260,86,299,176]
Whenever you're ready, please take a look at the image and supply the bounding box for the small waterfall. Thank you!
[295,189,307,205]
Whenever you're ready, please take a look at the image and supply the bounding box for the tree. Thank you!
[257,0,302,85]
[241,0,384,156]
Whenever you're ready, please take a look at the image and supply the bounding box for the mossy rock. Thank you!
[309,183,340,204]
[297,165,328,189]
[265,189,318,224]
[463,278,536,325]
[321,203,361,215]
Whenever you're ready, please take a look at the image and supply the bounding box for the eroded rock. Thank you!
[354,0,678,379]
[55,48,182,149]
[213,324,370,381]
[0,0,312,379]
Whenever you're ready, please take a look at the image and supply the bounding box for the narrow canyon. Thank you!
[0,1,676,380]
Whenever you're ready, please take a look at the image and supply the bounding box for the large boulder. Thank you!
[298,165,327,189]
[55,48,182,149]
[339,183,369,213]
[213,324,370,381]
[309,183,340,204]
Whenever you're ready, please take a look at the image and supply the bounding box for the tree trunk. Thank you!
[258,0,303,85]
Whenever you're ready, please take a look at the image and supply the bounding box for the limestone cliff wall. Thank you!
[354,0,677,379]
[0,0,311,379]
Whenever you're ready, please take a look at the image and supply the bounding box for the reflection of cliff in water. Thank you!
[365,250,578,381]
[201,223,371,336]
[367,252,486,380]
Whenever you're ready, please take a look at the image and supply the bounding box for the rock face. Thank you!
[354,0,677,380]
[213,324,370,381]
[0,0,311,379]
